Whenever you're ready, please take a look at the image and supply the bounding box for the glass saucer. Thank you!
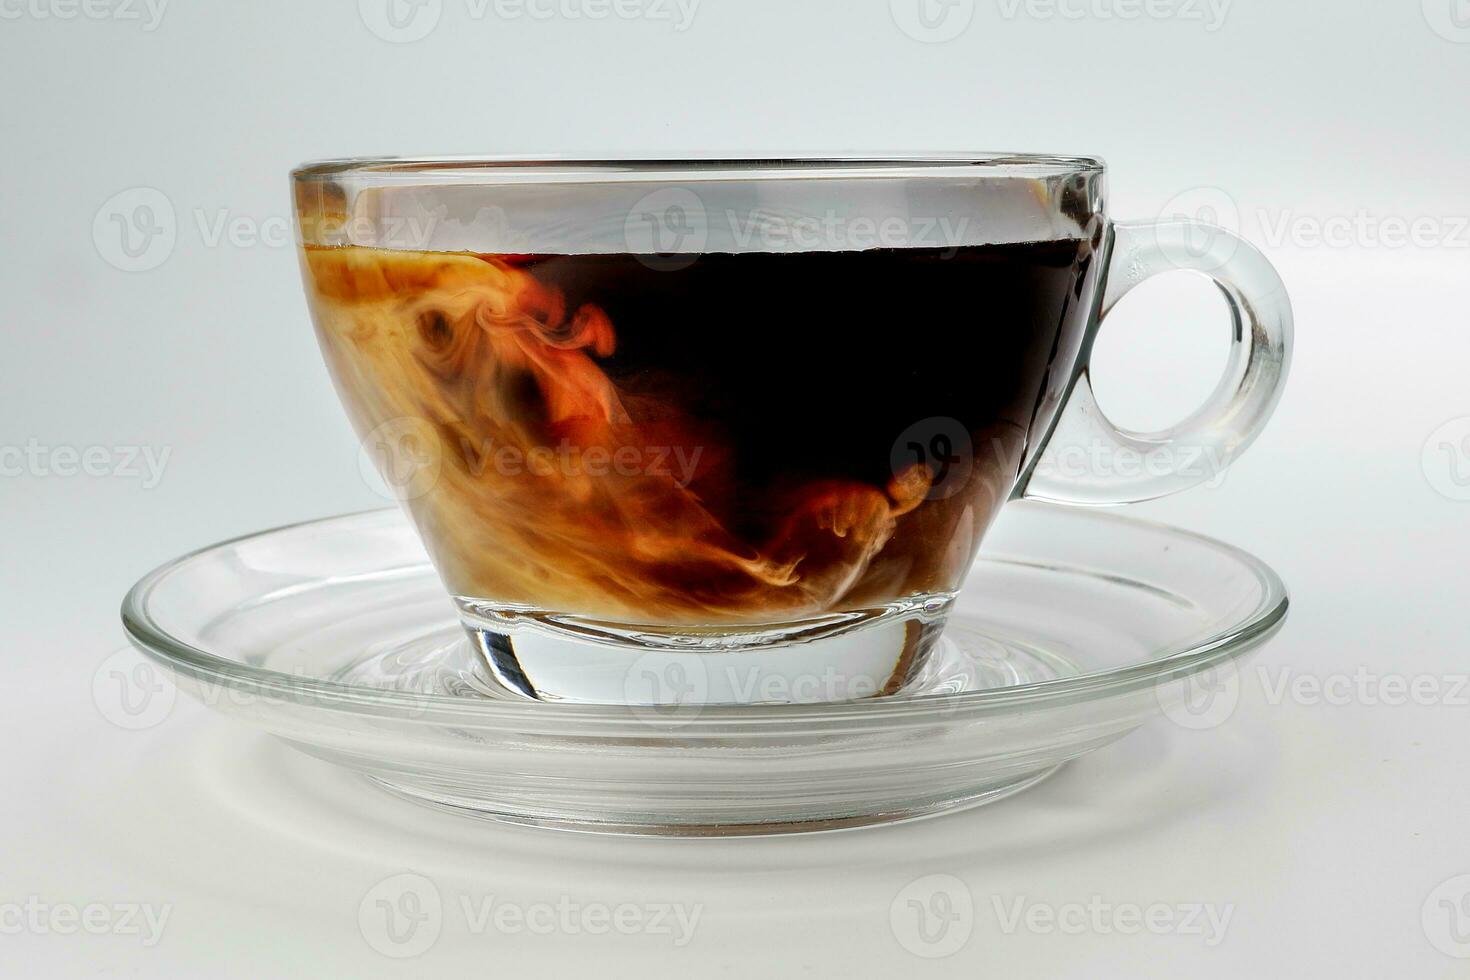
[121,504,1287,836]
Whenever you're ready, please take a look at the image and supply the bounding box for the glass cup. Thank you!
[292,156,1292,705]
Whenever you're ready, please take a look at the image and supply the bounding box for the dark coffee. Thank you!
[303,239,1099,624]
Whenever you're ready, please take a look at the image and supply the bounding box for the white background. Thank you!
[3,0,1469,975]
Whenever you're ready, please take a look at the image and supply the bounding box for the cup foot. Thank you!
[456,596,954,705]
[329,611,1075,704]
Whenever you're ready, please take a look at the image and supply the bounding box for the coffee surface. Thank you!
[303,241,1097,622]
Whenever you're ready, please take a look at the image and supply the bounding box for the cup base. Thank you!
[455,596,954,705]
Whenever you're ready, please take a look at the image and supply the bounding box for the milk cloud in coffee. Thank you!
[302,241,1096,623]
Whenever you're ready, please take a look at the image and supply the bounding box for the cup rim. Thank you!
[291,153,1106,184]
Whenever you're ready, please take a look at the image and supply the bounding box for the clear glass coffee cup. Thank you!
[293,156,1291,705]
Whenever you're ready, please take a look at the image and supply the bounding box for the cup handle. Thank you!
[1018,219,1293,505]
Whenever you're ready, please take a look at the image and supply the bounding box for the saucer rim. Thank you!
[121,505,1288,730]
